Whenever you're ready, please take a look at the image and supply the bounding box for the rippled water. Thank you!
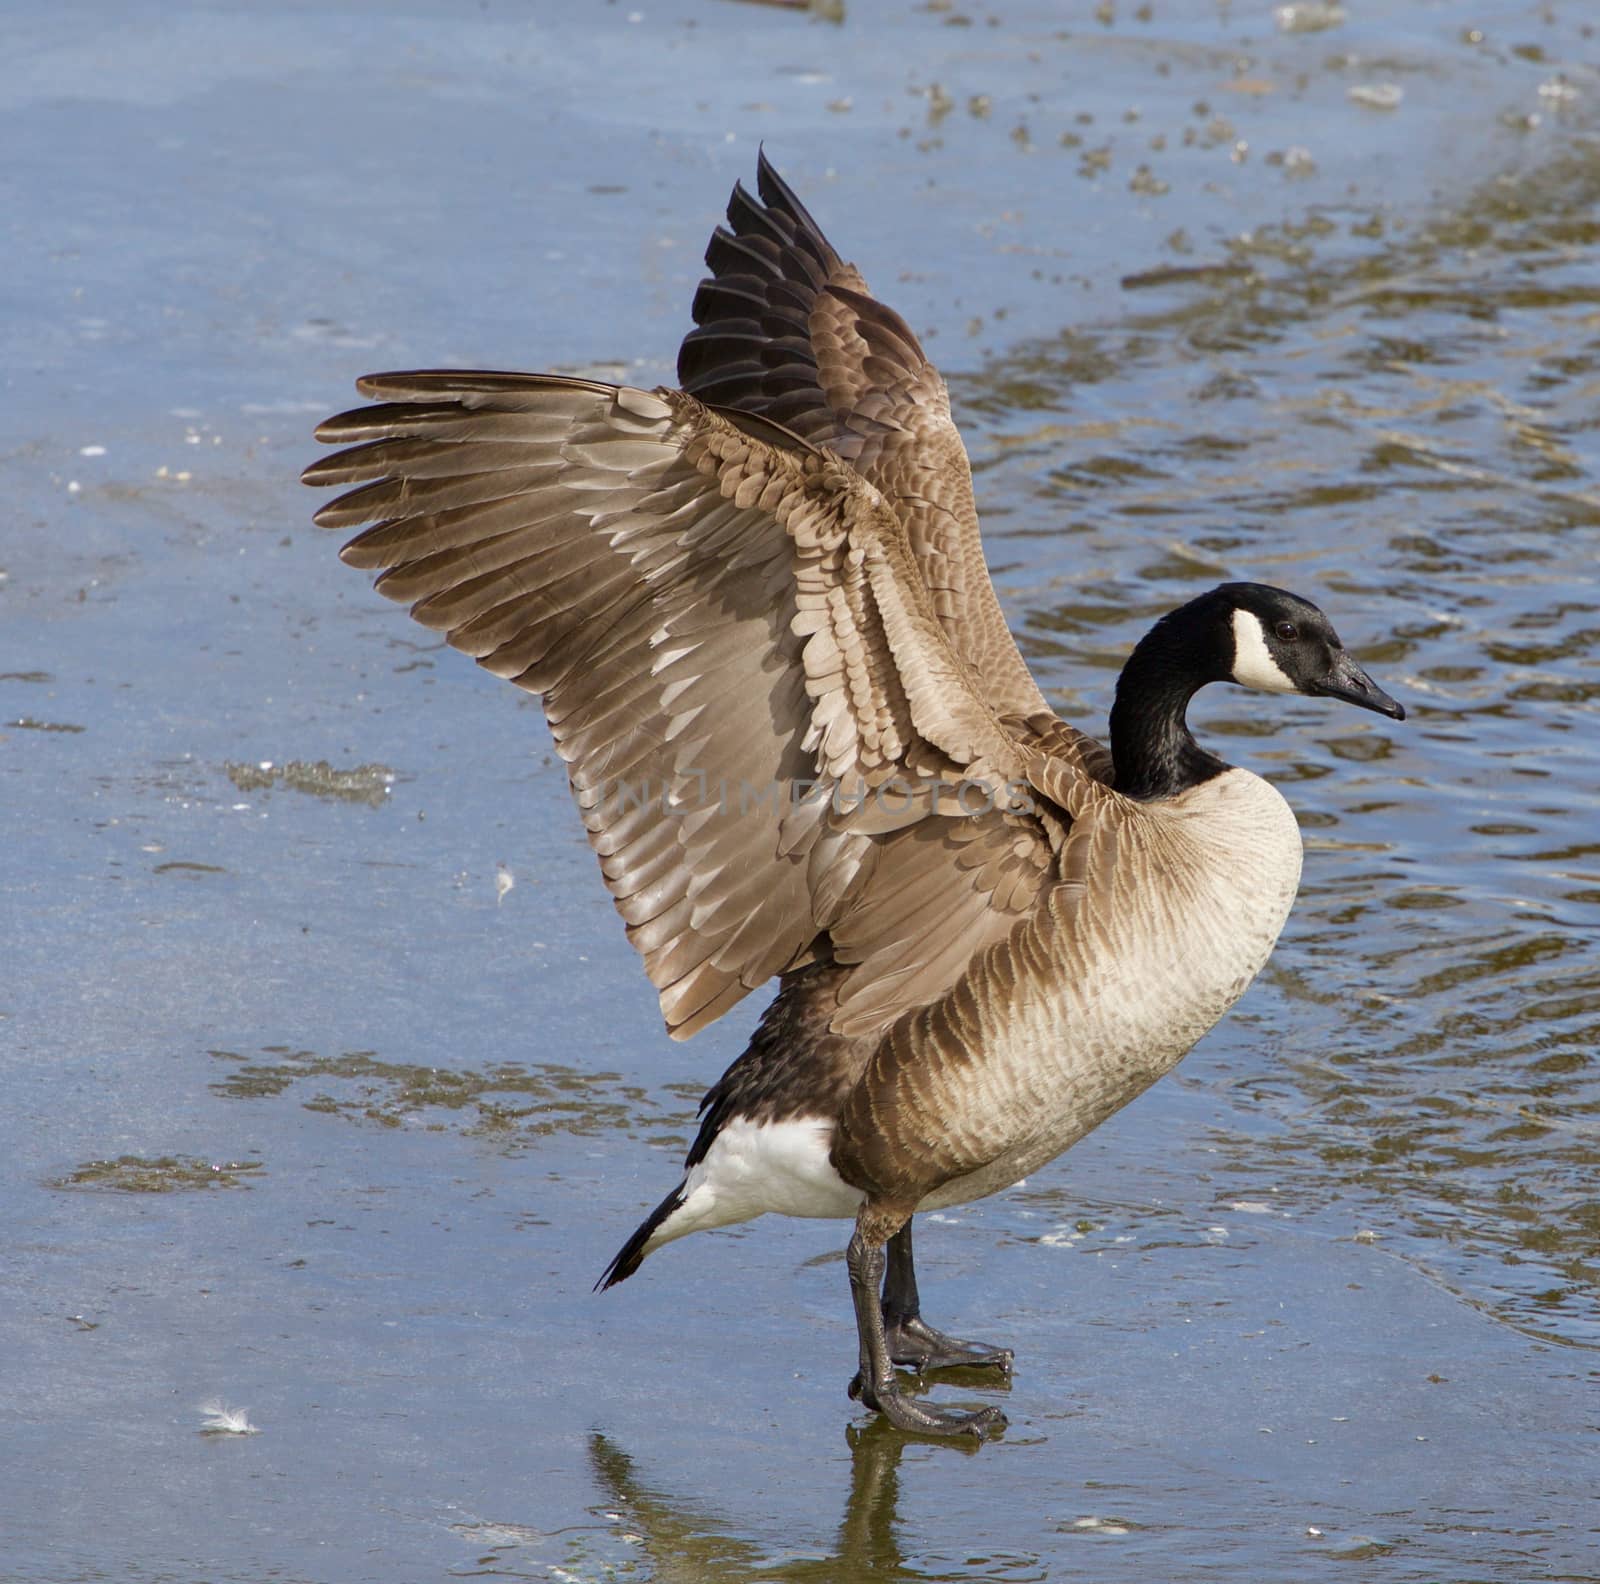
[963,125,1600,1353]
[5,2,1598,1580]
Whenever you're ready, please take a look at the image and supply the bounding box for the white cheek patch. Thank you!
[1230,608,1297,693]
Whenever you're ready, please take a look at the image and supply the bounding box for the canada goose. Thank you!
[304,154,1404,1439]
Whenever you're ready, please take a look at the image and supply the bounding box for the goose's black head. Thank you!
[1110,581,1404,802]
[1212,582,1405,719]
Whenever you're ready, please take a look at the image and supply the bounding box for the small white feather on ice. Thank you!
[198,1398,259,1435]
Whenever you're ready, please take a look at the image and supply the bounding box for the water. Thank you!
[4,2,1597,1579]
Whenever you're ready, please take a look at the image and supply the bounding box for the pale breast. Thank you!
[919,767,1304,1210]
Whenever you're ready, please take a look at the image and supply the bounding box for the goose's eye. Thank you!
[1274,621,1299,642]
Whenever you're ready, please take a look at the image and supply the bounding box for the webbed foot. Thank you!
[847,1369,1007,1440]
[884,1312,1014,1376]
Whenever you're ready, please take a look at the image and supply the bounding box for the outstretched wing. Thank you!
[305,373,1058,1038]
[678,152,1049,723]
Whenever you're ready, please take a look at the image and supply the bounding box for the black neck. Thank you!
[1109,619,1229,801]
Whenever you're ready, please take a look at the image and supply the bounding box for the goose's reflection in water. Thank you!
[588,1383,1008,1584]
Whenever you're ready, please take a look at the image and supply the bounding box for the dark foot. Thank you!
[883,1312,1014,1376]
[848,1371,1006,1440]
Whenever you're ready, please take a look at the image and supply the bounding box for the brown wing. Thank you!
[678,152,1049,722]
[304,372,1066,1040]
[827,805,1065,1038]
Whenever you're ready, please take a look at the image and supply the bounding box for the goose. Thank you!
[303,154,1404,1439]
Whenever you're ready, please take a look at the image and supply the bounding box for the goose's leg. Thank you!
[845,1208,1006,1440]
[881,1219,1015,1375]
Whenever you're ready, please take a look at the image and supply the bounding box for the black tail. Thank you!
[594,1181,687,1292]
